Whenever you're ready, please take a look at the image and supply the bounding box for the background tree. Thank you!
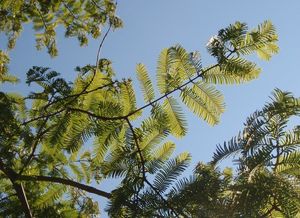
[0,0,122,82]
[212,89,300,217]
[0,1,280,217]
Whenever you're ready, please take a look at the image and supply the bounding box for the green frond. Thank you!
[180,86,219,125]
[256,42,279,61]
[46,112,71,149]
[220,57,261,77]
[156,45,198,94]
[69,163,84,181]
[119,80,138,119]
[153,152,191,193]
[212,134,243,164]
[202,65,260,85]
[101,157,129,179]
[156,48,170,94]
[277,152,300,175]
[192,81,225,114]
[149,101,166,116]
[148,103,170,132]
[6,92,26,119]
[0,73,19,84]
[97,100,123,118]
[0,50,12,82]
[140,128,166,152]
[72,75,87,94]
[93,121,124,165]
[242,146,273,171]
[279,131,300,149]
[265,88,300,117]
[69,150,79,162]
[176,152,191,162]
[189,51,202,72]
[220,21,248,46]
[258,20,276,36]
[152,141,176,161]
[168,45,197,79]
[168,175,196,197]
[100,128,132,179]
[35,185,66,209]
[136,63,155,103]
[163,97,187,138]
[81,72,111,110]
[237,20,279,59]
[80,151,91,160]
[145,159,164,175]
[153,153,191,192]
[79,161,91,183]
[62,114,93,153]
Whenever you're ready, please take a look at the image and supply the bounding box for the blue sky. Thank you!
[2,0,300,216]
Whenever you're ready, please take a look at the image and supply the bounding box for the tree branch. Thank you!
[0,159,32,218]
[12,182,33,218]
[68,107,126,120]
[18,174,111,199]
[43,80,118,110]
[96,24,112,66]
[22,108,65,126]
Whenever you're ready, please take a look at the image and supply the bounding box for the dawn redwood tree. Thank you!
[0,1,279,217]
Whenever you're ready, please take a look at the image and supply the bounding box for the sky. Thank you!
[2,0,300,216]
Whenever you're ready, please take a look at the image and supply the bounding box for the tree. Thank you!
[0,1,279,217]
[211,89,300,217]
[0,0,122,82]
[157,89,300,217]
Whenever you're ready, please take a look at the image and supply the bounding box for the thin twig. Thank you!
[22,108,65,126]
[42,80,118,111]
[96,24,112,66]
[90,0,105,11]
[125,118,146,178]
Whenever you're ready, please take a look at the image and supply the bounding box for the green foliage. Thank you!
[163,97,187,137]
[180,86,220,125]
[0,50,19,83]
[0,0,122,56]
[153,152,191,193]
[0,0,121,88]
[0,3,284,215]
[204,21,278,85]
[136,63,155,103]
[212,89,300,217]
